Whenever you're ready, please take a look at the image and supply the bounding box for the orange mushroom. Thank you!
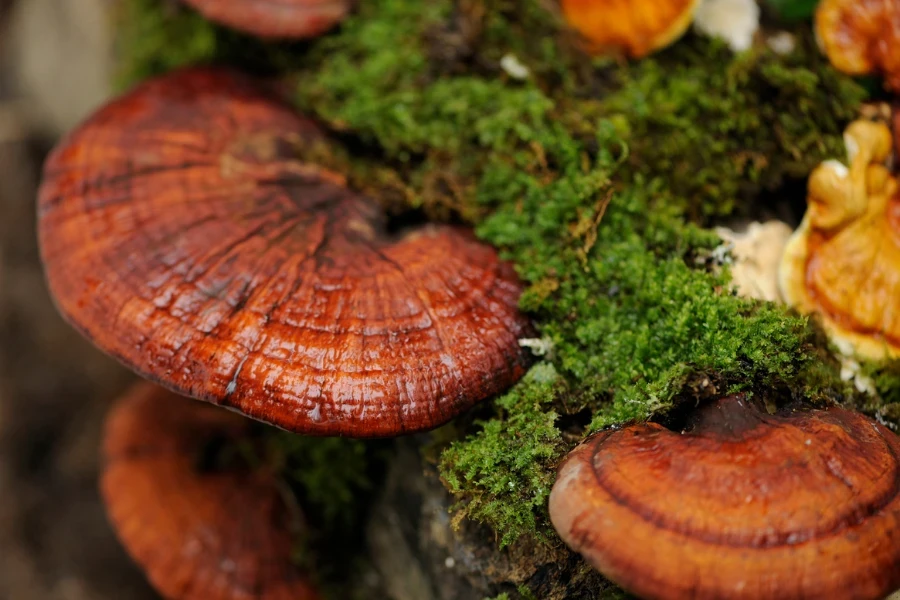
[101,382,320,600]
[561,0,700,58]
[549,394,900,600]
[779,119,900,360]
[815,0,900,91]
[182,0,353,40]
[37,67,533,437]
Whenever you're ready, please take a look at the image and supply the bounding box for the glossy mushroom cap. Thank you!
[38,67,533,437]
[182,0,353,40]
[549,395,900,600]
[815,0,900,91]
[780,119,900,360]
[101,382,320,600]
[561,0,700,58]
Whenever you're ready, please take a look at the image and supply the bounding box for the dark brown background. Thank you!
[0,1,157,597]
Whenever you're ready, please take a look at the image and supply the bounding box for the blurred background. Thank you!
[0,1,158,597]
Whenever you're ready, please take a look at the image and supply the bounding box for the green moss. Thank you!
[268,434,380,530]
[849,360,900,430]
[441,364,564,547]
[114,0,305,89]
[265,433,388,598]
[116,0,873,557]
[567,34,866,219]
[763,0,820,22]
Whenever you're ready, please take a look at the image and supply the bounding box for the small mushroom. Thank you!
[815,0,900,91]
[37,67,533,437]
[549,394,900,600]
[181,0,353,40]
[101,382,320,600]
[714,221,792,302]
[692,0,760,53]
[561,0,700,58]
[780,119,900,360]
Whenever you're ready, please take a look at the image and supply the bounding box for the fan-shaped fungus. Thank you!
[561,0,700,58]
[181,0,353,40]
[101,382,320,600]
[549,395,900,600]
[815,0,900,91]
[780,119,900,360]
[37,67,533,437]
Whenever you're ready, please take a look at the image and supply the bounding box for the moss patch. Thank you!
[118,0,871,560]
[570,35,866,219]
[267,433,389,598]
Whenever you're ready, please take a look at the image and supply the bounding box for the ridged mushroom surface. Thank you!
[550,395,900,600]
[101,382,320,600]
[38,67,533,437]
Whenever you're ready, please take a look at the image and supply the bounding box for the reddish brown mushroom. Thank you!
[101,382,320,600]
[815,0,900,91]
[37,67,533,437]
[181,0,353,40]
[549,395,900,600]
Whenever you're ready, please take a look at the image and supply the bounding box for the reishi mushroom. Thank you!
[779,119,900,360]
[561,0,700,58]
[101,381,320,600]
[549,394,900,600]
[181,0,353,40]
[815,0,900,91]
[37,67,533,437]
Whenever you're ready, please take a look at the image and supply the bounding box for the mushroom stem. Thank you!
[682,394,768,438]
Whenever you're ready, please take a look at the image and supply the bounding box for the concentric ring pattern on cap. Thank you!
[38,67,533,437]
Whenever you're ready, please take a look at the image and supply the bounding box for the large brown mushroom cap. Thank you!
[561,0,700,58]
[780,119,900,360]
[549,395,900,600]
[182,0,353,40]
[815,0,900,91]
[38,67,533,437]
[101,382,320,600]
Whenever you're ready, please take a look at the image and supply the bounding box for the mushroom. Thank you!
[714,221,792,302]
[779,119,900,360]
[37,67,533,437]
[549,394,900,600]
[815,0,900,91]
[692,0,760,53]
[181,0,354,40]
[101,381,321,600]
[560,0,700,58]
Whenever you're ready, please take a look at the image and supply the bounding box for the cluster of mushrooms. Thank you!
[550,1,900,599]
[31,0,900,599]
[38,3,534,598]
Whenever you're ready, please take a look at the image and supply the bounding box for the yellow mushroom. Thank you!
[780,119,900,360]
[561,0,700,59]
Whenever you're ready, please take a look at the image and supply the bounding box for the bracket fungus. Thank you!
[549,395,900,600]
[561,0,700,58]
[37,67,533,437]
[780,119,900,360]
[815,0,900,91]
[101,382,320,600]
[181,0,353,40]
